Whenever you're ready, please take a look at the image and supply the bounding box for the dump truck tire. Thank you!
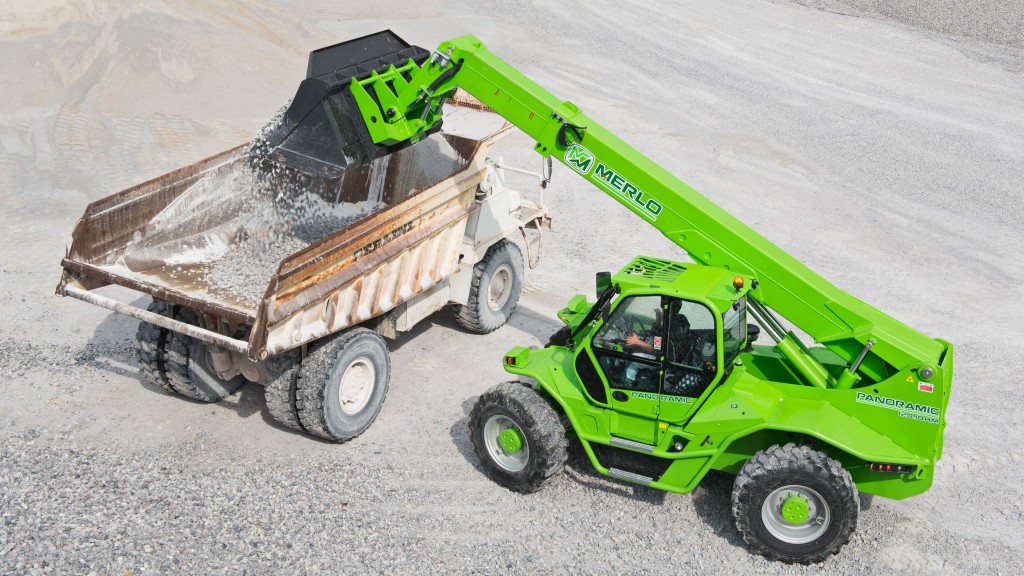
[135,299,176,394]
[455,240,524,334]
[469,382,567,493]
[295,328,390,442]
[731,443,859,564]
[164,309,247,403]
[263,349,304,432]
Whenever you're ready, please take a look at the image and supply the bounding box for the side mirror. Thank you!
[596,271,612,296]
[748,323,761,343]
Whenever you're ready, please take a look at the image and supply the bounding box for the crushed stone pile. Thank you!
[119,100,467,308]
[121,102,383,307]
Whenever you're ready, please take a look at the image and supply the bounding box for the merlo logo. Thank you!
[564,144,594,175]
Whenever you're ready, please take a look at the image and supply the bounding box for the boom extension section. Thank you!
[258,31,949,392]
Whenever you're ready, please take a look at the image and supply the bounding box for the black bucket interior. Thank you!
[254,30,434,178]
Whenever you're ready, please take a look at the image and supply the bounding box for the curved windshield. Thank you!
[592,295,663,392]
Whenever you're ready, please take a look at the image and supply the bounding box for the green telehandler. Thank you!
[259,31,953,563]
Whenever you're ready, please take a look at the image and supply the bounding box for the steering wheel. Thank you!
[602,315,630,344]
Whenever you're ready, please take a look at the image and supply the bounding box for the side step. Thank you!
[607,468,654,486]
[609,436,655,453]
[594,439,671,482]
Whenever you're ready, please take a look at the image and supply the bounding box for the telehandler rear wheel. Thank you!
[731,443,858,564]
[469,382,567,493]
[295,328,390,442]
[455,240,524,334]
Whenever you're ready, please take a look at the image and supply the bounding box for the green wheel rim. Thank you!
[483,414,529,472]
[761,485,830,544]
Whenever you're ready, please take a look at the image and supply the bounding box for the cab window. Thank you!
[592,295,663,392]
[663,300,717,398]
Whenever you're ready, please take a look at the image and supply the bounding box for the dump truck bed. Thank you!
[59,101,516,359]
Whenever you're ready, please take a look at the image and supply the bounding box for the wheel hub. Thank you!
[482,414,530,472]
[498,427,524,453]
[780,493,810,524]
[761,484,831,544]
[487,263,513,311]
[338,357,375,415]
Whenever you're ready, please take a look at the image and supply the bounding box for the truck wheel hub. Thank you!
[487,264,513,311]
[338,357,375,415]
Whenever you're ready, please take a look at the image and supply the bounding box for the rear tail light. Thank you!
[869,462,915,474]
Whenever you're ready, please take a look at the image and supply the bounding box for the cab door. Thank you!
[657,298,724,424]
[585,294,665,445]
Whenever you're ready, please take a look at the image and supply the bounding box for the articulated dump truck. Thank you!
[57,90,549,442]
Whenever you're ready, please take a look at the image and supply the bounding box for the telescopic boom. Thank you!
[260,31,947,388]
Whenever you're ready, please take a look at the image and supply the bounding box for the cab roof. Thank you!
[612,256,750,314]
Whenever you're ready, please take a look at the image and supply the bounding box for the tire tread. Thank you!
[731,443,858,564]
[135,300,176,393]
[264,349,304,431]
[469,382,568,493]
[454,240,524,334]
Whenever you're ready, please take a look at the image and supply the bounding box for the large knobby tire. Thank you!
[295,328,391,442]
[732,443,859,564]
[263,349,303,431]
[545,325,572,348]
[135,299,175,393]
[469,382,568,493]
[454,239,524,334]
[164,308,247,402]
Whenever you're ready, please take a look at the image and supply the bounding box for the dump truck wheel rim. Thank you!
[487,263,513,311]
[338,357,375,415]
[761,484,830,544]
[483,414,529,472]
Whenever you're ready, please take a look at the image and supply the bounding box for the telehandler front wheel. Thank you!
[469,382,567,493]
[454,240,524,334]
[731,443,859,564]
[295,328,390,442]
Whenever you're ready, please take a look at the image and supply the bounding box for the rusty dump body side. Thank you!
[58,103,513,360]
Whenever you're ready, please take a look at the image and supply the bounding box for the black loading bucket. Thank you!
[254,30,436,177]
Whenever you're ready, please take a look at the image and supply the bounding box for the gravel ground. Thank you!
[793,0,1024,46]
[3,0,1024,574]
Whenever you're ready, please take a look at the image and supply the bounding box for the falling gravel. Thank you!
[116,100,468,308]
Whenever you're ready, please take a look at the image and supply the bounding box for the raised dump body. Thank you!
[57,100,549,441]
